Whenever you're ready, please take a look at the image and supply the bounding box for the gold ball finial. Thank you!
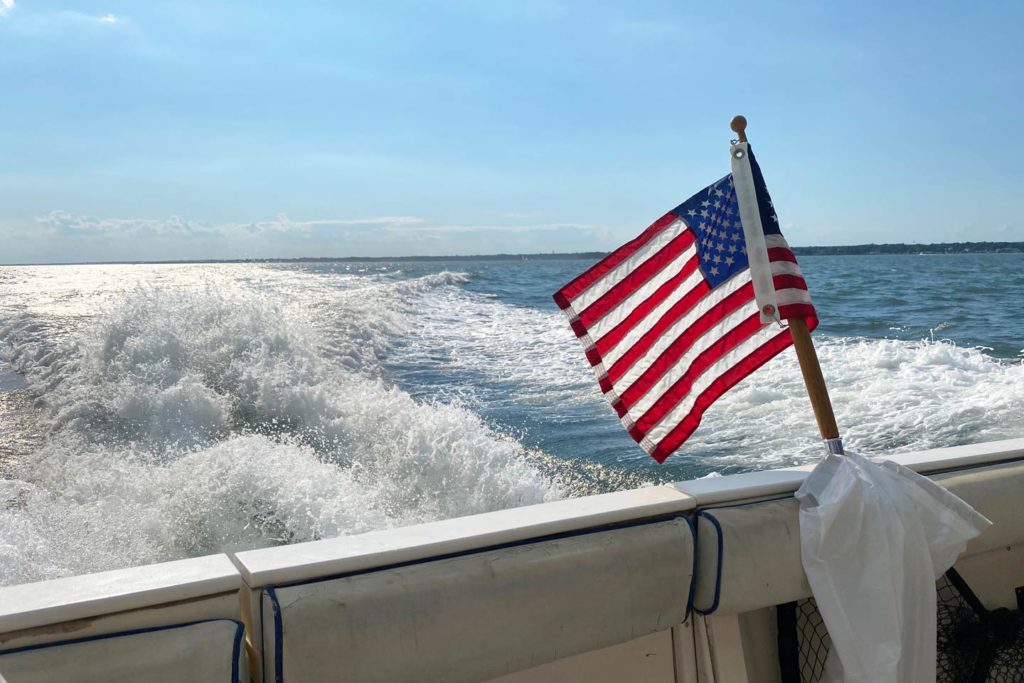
[730,115,748,142]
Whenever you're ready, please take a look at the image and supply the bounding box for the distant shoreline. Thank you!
[794,241,1024,256]
[2,241,1022,266]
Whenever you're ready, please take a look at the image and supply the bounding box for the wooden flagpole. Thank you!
[730,115,843,452]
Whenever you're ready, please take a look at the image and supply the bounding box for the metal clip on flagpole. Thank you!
[731,115,844,457]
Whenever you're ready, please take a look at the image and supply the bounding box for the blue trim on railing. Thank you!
[697,493,794,511]
[267,586,284,683]
[679,515,699,620]
[693,510,724,615]
[258,589,266,680]
[263,512,695,591]
[260,514,700,677]
[0,618,245,674]
[230,619,245,682]
[690,495,799,614]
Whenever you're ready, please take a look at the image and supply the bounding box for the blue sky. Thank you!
[1,0,1022,263]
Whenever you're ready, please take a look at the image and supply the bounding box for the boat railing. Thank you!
[1,437,1022,682]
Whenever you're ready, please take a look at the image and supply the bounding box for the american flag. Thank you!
[553,143,817,462]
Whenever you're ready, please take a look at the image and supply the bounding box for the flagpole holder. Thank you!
[823,437,845,456]
[731,115,844,455]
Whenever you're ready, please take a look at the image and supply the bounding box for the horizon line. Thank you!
[1,240,1022,267]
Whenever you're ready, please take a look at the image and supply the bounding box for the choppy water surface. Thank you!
[1,254,1022,584]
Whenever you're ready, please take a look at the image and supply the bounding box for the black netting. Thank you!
[782,571,1024,683]
[793,597,831,682]
[937,572,987,680]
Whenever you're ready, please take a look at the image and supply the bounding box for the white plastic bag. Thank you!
[795,452,991,683]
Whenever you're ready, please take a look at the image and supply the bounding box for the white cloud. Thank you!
[383,221,607,236]
[2,8,129,34]
[37,211,213,237]
[60,10,124,27]
[7,211,619,261]
[34,211,424,238]
[250,213,423,233]
[29,211,615,249]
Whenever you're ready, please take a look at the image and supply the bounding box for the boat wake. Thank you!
[1,262,1022,584]
[680,335,1024,473]
[0,269,560,585]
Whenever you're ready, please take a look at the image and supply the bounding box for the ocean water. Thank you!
[1,254,1022,585]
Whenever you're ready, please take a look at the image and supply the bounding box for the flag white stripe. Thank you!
[600,264,703,367]
[776,288,814,305]
[764,234,792,249]
[643,323,786,444]
[569,220,686,312]
[770,261,803,277]
[618,298,759,419]
[606,270,753,391]
[582,243,697,341]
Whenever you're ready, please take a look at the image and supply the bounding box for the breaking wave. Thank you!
[680,336,1024,473]
[0,269,559,585]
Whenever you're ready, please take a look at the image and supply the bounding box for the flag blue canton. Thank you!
[671,175,748,288]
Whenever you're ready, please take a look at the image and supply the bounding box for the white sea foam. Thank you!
[400,283,596,405]
[1,262,1023,585]
[0,266,559,585]
[641,336,1024,472]
[403,282,1024,470]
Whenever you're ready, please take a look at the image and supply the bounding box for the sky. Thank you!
[1,0,1022,263]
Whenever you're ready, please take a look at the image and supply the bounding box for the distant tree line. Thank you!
[792,242,1024,255]
[242,242,1024,261]
[30,243,1023,267]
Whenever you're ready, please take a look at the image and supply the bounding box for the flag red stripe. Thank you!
[577,231,695,327]
[779,304,818,326]
[767,246,798,263]
[611,280,753,395]
[553,212,678,308]
[645,330,794,462]
[593,255,700,357]
[772,274,808,291]
[628,311,764,431]
[604,280,710,385]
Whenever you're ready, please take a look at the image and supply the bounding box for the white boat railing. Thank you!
[1,437,1022,682]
